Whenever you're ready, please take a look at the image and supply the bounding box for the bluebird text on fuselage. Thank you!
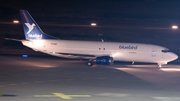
[119,45,138,50]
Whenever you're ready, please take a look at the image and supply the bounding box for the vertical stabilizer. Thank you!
[20,10,58,40]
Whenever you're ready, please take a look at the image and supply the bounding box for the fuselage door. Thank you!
[152,47,157,57]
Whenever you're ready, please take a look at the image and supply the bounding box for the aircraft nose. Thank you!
[169,52,178,60]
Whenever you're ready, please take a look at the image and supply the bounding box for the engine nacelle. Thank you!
[96,56,113,65]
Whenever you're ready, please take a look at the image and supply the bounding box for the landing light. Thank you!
[91,23,96,26]
[111,53,121,57]
[13,20,19,23]
[172,25,178,29]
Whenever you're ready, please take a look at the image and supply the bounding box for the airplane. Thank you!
[8,10,178,69]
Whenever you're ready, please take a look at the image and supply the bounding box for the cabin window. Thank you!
[99,48,105,50]
[162,49,170,53]
[129,52,136,54]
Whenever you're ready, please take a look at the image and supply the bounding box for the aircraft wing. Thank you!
[5,38,32,42]
[5,38,23,42]
[57,52,110,59]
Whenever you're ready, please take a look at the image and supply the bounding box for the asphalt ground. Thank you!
[0,55,180,101]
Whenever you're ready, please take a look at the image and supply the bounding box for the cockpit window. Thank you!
[162,49,170,53]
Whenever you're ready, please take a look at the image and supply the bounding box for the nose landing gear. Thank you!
[157,64,161,69]
[157,62,167,69]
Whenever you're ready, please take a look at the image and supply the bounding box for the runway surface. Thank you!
[0,55,180,101]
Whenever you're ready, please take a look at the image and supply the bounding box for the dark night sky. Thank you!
[1,0,180,62]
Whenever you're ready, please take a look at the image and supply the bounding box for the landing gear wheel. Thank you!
[88,61,93,66]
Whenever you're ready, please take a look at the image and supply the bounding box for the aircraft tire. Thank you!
[88,61,93,66]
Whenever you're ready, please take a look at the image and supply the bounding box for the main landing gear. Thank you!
[88,60,93,66]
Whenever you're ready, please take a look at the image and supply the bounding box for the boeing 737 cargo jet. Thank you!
[13,10,179,68]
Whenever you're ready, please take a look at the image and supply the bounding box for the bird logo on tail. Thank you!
[24,23,42,39]
[25,23,36,34]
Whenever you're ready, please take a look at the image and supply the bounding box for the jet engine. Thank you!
[96,56,114,65]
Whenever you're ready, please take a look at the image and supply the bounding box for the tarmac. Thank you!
[0,55,180,101]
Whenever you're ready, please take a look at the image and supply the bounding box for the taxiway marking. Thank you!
[35,81,43,83]
[153,97,180,101]
[0,85,4,87]
[49,80,58,82]
[35,93,91,99]
[22,82,28,84]
[9,84,16,86]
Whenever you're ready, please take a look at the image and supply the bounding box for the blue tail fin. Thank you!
[20,10,58,40]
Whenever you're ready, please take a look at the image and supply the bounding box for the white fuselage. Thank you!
[22,39,178,64]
